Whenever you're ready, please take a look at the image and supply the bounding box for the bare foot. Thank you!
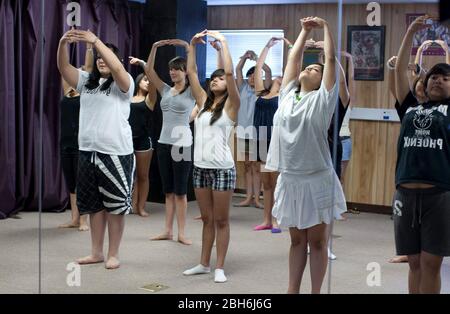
[59,222,79,229]
[254,202,264,209]
[136,209,148,217]
[76,255,104,265]
[235,200,252,207]
[78,224,89,232]
[389,255,408,263]
[150,233,173,241]
[178,236,192,245]
[194,215,202,220]
[105,256,120,270]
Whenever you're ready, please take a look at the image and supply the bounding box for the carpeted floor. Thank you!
[1,197,449,294]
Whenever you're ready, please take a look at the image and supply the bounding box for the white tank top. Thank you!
[194,108,235,169]
[339,107,352,137]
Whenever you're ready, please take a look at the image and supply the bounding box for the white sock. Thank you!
[328,248,337,260]
[214,269,227,283]
[183,264,210,276]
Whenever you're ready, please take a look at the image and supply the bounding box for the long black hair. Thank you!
[169,56,190,94]
[134,73,146,96]
[198,69,228,125]
[85,43,121,91]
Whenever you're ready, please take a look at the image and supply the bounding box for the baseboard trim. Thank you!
[346,202,392,215]
[234,189,392,215]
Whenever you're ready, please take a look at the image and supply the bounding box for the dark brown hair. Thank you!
[198,69,228,125]
[168,56,189,94]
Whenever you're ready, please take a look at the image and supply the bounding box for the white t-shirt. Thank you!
[236,81,257,140]
[265,80,338,174]
[194,108,235,169]
[76,70,134,155]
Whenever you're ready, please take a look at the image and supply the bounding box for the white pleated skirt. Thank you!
[272,168,347,230]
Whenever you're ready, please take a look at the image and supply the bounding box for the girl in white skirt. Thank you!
[265,17,346,294]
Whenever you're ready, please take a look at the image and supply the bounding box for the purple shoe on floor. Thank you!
[271,228,282,233]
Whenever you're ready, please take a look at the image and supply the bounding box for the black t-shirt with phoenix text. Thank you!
[396,91,450,190]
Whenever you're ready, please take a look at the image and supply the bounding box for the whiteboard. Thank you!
[206,29,285,78]
[349,107,400,122]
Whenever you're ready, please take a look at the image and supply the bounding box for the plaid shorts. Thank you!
[193,166,236,191]
[77,151,136,216]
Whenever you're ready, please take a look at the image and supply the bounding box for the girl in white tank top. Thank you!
[182,30,240,283]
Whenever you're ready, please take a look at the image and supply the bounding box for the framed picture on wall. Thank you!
[406,13,450,56]
[347,25,385,81]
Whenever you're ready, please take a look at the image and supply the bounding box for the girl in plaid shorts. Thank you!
[182,30,240,283]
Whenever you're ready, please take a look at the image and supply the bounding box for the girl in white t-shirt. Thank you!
[265,17,346,294]
[182,30,240,283]
[57,29,135,270]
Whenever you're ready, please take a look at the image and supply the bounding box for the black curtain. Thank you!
[0,0,144,219]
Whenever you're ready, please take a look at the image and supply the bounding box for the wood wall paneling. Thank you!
[208,3,440,206]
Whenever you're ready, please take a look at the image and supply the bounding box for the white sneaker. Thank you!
[183,264,210,276]
[214,269,227,283]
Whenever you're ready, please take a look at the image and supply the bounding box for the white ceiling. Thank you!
[207,0,438,5]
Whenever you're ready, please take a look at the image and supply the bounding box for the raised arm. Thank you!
[337,58,350,107]
[236,51,251,90]
[281,19,312,89]
[307,17,336,91]
[262,63,273,90]
[83,42,94,73]
[144,40,172,94]
[187,32,208,110]
[210,40,224,69]
[435,39,450,64]
[387,56,397,98]
[129,56,146,68]
[129,56,157,111]
[71,30,131,92]
[395,15,431,103]
[411,40,433,79]
[283,37,301,77]
[415,40,432,66]
[282,37,293,58]
[342,51,355,107]
[256,38,280,94]
[57,29,79,89]
[207,31,240,119]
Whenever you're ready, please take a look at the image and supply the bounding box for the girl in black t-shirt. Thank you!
[58,44,93,232]
[394,15,450,294]
[129,57,158,218]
